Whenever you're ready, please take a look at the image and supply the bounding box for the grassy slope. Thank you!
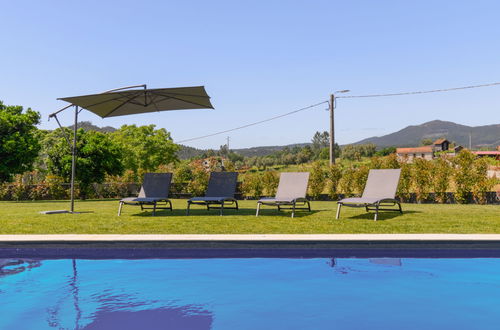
[0,200,498,234]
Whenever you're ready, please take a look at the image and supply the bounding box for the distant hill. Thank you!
[353,120,500,148]
[231,143,310,157]
[68,120,500,158]
[69,121,117,133]
[176,143,310,159]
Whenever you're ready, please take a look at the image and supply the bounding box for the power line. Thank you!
[336,81,500,99]
[176,101,328,144]
[177,81,500,144]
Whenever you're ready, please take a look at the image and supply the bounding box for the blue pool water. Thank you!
[1,256,500,329]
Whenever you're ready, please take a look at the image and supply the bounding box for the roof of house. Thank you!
[472,151,500,156]
[433,138,448,145]
[396,146,433,154]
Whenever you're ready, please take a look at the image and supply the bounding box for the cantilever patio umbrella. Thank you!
[44,84,213,214]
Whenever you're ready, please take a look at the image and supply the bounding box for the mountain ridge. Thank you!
[354,120,500,148]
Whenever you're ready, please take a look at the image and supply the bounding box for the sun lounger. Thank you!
[186,172,239,216]
[118,173,173,216]
[256,172,310,218]
[336,169,402,221]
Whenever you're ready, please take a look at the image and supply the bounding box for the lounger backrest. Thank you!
[138,173,172,198]
[205,172,238,197]
[362,169,401,199]
[275,172,310,199]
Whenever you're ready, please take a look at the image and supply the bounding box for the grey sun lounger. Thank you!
[256,172,311,218]
[118,173,173,216]
[336,169,402,221]
[186,172,239,216]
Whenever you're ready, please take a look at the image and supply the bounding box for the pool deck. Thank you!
[1,234,500,242]
[2,234,500,258]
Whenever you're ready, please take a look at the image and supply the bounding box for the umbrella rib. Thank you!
[64,91,143,112]
[102,92,147,117]
[153,92,213,109]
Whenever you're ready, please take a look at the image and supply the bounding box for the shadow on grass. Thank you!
[346,210,421,221]
[128,208,319,218]
[10,199,120,204]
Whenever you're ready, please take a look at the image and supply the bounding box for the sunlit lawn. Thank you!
[0,199,498,235]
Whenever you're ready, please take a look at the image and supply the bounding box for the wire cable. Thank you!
[176,101,328,144]
[336,82,500,98]
[177,81,500,144]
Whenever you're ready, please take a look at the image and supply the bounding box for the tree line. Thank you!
[1,101,497,203]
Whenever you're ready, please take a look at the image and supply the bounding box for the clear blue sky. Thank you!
[1,0,499,149]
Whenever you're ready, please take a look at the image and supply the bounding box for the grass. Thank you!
[0,199,498,234]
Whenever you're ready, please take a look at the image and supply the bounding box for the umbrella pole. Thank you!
[70,106,78,213]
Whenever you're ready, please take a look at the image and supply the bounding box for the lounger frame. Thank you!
[256,172,311,218]
[336,198,402,221]
[336,169,402,221]
[256,198,310,218]
[186,172,239,216]
[118,173,173,216]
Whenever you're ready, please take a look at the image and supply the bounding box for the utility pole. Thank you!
[329,94,335,165]
[226,136,230,151]
[329,90,350,166]
[469,133,472,149]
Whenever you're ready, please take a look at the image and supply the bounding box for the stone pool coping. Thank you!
[1,234,500,242]
[3,234,500,258]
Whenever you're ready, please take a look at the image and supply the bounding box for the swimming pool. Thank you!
[1,251,500,329]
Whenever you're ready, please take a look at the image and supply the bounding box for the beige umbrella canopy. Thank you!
[44,84,213,214]
[58,86,213,118]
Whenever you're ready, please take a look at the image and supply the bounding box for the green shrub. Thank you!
[369,156,384,169]
[45,175,68,199]
[382,153,400,169]
[241,172,263,199]
[397,163,412,202]
[187,167,209,196]
[412,158,433,203]
[308,162,326,199]
[327,164,342,200]
[472,158,496,204]
[339,167,356,197]
[353,165,369,195]
[433,158,452,203]
[453,150,476,204]
[262,171,279,196]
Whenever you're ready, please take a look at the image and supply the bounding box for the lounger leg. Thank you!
[307,201,311,212]
[118,202,124,216]
[398,201,403,214]
[186,202,191,215]
[336,203,342,219]
[168,200,173,211]
[220,202,224,216]
[374,203,379,221]
[235,200,239,211]
[256,202,261,217]
[152,202,156,216]
[291,203,296,218]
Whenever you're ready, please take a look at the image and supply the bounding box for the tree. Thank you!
[421,138,433,146]
[309,161,326,199]
[311,131,329,150]
[452,150,476,204]
[374,146,396,157]
[0,101,41,182]
[341,144,376,161]
[46,128,124,198]
[295,146,314,164]
[433,158,452,203]
[111,124,179,174]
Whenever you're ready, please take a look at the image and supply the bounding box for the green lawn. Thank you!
[0,199,498,234]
